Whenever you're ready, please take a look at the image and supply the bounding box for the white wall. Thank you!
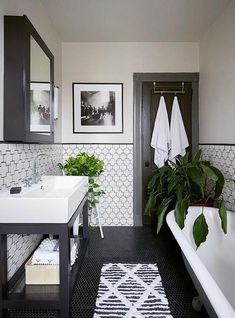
[0,0,62,142]
[199,0,235,144]
[62,42,199,143]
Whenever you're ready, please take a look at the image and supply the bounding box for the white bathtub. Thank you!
[166,207,235,318]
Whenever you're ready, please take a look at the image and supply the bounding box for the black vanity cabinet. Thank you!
[4,15,54,143]
[0,196,89,318]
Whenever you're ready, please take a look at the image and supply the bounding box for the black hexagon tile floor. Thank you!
[10,226,209,318]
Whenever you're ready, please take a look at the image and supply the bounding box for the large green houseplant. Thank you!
[58,152,105,210]
[145,150,227,248]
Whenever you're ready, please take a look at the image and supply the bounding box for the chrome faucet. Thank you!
[33,153,55,184]
[23,177,33,187]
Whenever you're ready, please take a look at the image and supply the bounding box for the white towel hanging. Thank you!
[169,96,189,161]
[150,96,170,167]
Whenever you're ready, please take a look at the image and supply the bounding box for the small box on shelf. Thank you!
[25,257,59,285]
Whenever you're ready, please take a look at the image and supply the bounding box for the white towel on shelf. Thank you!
[38,238,59,251]
[73,214,80,237]
[32,238,78,266]
[150,96,170,167]
[70,243,78,266]
[169,96,189,161]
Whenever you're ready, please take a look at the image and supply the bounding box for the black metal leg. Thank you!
[0,233,8,318]
[59,226,71,318]
[82,200,89,239]
[0,309,8,318]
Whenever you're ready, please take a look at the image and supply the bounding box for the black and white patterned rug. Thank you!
[94,263,173,318]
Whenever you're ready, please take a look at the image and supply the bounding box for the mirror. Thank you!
[4,15,54,143]
[30,36,51,134]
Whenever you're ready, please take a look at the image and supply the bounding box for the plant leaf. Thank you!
[219,200,227,234]
[168,177,178,193]
[182,152,190,165]
[192,149,202,164]
[62,152,105,209]
[187,167,204,196]
[147,173,159,190]
[174,196,189,229]
[193,213,209,248]
[209,166,225,198]
[157,197,173,234]
[144,194,156,216]
[201,164,218,182]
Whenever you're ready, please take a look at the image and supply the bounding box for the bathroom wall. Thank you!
[199,0,235,144]
[0,0,62,142]
[201,145,235,212]
[61,42,199,226]
[62,42,199,143]
[63,144,133,226]
[0,143,63,279]
[199,1,235,211]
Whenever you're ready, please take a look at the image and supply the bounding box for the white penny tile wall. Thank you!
[200,144,235,211]
[0,143,63,192]
[7,234,42,279]
[0,143,63,279]
[63,144,134,226]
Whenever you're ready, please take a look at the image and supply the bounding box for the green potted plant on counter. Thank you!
[58,152,105,211]
[145,149,227,248]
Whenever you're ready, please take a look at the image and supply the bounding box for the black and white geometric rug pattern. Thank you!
[94,263,173,318]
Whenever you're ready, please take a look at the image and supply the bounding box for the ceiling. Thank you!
[40,0,231,42]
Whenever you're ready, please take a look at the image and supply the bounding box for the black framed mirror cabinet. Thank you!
[4,15,54,143]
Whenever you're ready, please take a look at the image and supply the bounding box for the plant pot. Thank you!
[189,198,214,208]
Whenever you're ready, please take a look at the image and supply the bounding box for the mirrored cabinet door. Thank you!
[4,15,54,143]
[29,36,53,136]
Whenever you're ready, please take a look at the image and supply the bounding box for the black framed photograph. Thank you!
[73,83,123,133]
[30,82,51,133]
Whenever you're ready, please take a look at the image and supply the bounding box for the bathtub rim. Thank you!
[166,208,235,318]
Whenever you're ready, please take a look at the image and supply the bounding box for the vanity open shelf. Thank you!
[0,192,89,318]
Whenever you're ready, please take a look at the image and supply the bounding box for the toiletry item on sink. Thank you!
[10,186,22,194]
[32,238,78,266]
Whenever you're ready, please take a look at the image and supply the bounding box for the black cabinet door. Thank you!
[4,15,54,143]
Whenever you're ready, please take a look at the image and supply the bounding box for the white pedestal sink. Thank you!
[0,176,89,223]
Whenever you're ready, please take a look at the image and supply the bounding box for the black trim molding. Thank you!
[199,143,235,146]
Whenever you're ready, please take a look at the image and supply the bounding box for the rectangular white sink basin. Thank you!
[0,176,89,223]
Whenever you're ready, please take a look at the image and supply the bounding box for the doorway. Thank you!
[133,73,199,226]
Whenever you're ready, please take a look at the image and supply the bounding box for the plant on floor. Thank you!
[145,149,227,248]
[58,152,105,210]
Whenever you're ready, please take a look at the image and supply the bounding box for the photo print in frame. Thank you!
[73,83,123,133]
[30,82,51,133]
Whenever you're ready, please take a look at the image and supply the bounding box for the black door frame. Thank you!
[133,72,199,226]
